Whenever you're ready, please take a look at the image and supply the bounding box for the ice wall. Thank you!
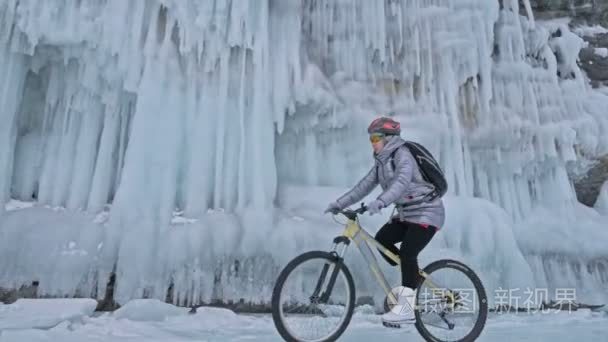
[0,0,607,307]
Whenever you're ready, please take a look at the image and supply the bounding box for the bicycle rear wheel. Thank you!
[414,259,488,342]
[271,251,356,342]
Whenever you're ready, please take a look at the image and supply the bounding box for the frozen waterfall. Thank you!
[0,0,607,309]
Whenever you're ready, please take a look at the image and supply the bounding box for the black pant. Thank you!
[374,219,437,289]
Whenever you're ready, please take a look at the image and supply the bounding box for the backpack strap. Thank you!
[390,148,398,171]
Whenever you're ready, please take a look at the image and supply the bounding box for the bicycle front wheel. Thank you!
[271,251,356,342]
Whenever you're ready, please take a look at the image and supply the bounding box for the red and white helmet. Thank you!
[367,117,401,135]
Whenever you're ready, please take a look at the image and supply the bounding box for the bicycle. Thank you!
[271,203,488,342]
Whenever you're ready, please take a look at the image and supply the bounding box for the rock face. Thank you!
[579,37,608,87]
[573,157,608,206]
[531,0,607,14]
[567,1,608,87]
[530,1,608,202]
[531,1,608,86]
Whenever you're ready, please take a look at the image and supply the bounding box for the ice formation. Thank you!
[0,0,607,308]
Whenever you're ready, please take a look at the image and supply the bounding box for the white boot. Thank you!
[382,286,416,326]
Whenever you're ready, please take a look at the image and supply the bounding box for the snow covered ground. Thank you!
[0,299,606,342]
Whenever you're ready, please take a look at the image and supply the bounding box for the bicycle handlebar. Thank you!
[336,203,368,220]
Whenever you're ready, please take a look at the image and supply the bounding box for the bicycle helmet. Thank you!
[367,117,401,135]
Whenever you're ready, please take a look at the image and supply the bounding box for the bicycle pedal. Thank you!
[382,321,401,329]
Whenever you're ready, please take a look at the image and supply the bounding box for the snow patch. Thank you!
[0,298,96,330]
[113,299,188,322]
[185,306,244,329]
[595,48,608,58]
[573,25,608,37]
[93,210,110,224]
[537,17,572,32]
[353,304,376,316]
[4,199,35,211]
[171,210,198,225]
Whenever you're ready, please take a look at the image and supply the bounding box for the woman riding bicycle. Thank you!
[324,116,445,326]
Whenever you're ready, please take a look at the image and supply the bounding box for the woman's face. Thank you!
[370,134,385,154]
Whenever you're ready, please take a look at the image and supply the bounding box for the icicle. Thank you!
[522,0,535,29]
[0,49,27,206]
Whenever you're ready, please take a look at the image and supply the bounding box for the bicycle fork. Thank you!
[310,237,350,304]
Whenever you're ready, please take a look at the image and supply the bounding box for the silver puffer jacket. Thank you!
[336,136,445,229]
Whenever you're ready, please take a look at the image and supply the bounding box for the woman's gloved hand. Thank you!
[324,201,342,215]
[367,199,385,215]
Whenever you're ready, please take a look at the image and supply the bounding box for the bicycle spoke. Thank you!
[421,320,454,331]
[438,311,455,329]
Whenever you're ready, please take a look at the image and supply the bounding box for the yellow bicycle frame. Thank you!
[338,216,452,309]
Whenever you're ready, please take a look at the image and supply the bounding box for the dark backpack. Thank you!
[389,141,448,202]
